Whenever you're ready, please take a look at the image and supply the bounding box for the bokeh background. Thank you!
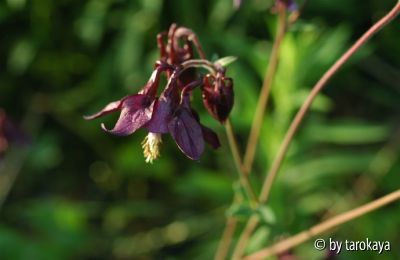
[1,0,399,259]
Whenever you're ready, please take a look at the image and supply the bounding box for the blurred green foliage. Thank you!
[0,0,399,259]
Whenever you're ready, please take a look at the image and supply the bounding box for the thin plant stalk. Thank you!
[0,149,28,211]
[214,215,238,260]
[215,119,258,260]
[243,4,287,175]
[225,119,256,202]
[231,215,258,260]
[214,118,256,260]
[245,189,400,259]
[217,5,289,258]
[232,2,400,258]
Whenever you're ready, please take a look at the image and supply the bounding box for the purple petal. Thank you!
[146,98,172,134]
[201,125,220,149]
[168,109,204,160]
[101,94,153,136]
[84,100,122,120]
[190,108,221,149]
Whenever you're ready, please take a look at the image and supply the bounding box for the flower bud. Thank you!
[202,73,234,123]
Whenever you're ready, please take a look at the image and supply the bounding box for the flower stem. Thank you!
[214,121,257,260]
[225,119,257,202]
[174,26,207,60]
[232,2,400,258]
[231,215,259,260]
[243,4,287,175]
[181,59,217,74]
[245,189,400,259]
[214,216,238,260]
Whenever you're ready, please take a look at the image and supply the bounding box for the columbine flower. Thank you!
[85,24,232,163]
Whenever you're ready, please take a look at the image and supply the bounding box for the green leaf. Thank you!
[282,151,374,192]
[303,120,390,144]
[256,205,276,225]
[214,56,238,67]
[226,204,253,219]
[246,226,271,253]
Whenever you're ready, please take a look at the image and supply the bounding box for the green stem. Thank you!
[225,119,257,202]
[243,4,287,175]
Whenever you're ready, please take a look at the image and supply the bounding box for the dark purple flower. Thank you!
[85,65,220,162]
[85,24,231,163]
[202,71,234,123]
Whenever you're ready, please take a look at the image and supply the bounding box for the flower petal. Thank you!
[146,98,172,133]
[189,108,221,149]
[168,109,204,160]
[84,100,122,120]
[101,94,153,136]
[201,125,220,149]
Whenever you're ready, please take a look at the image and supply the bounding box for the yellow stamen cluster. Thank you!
[142,132,162,163]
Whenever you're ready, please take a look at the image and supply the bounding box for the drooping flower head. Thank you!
[85,24,234,163]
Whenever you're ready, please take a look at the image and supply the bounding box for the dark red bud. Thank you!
[202,73,234,123]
